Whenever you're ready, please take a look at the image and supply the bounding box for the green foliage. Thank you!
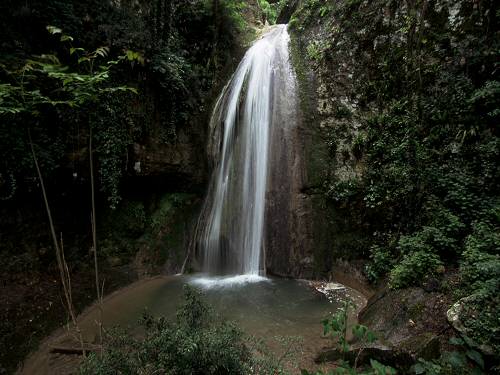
[306,40,328,61]
[352,324,377,346]
[389,251,443,289]
[292,0,500,298]
[258,0,277,24]
[80,285,250,374]
[334,103,353,119]
[0,0,250,207]
[326,179,361,203]
[311,300,488,375]
[221,0,248,31]
[364,244,395,282]
[290,0,338,31]
[457,217,500,354]
[0,0,251,371]
[150,193,192,232]
[397,211,464,261]
[351,133,365,160]
[322,300,352,353]
[302,359,396,375]
[92,94,134,208]
[322,299,379,352]
[99,193,197,265]
[151,50,189,93]
[412,336,486,375]
[469,80,500,119]
[79,285,285,375]
[103,200,147,238]
[314,300,395,374]
[288,15,300,30]
[257,0,288,25]
[0,25,137,208]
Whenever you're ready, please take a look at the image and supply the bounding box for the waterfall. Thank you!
[195,25,296,276]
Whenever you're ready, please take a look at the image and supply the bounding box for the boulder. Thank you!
[447,295,495,356]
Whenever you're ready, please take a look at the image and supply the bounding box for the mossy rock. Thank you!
[399,333,440,361]
[447,295,496,356]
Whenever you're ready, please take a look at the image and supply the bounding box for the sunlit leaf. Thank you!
[46,25,62,34]
[60,35,74,42]
[70,47,85,55]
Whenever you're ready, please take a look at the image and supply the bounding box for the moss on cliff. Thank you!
[99,192,202,276]
[289,0,499,360]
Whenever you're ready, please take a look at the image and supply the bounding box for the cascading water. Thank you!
[194,25,298,276]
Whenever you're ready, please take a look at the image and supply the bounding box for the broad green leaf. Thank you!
[352,324,368,339]
[78,56,90,64]
[366,330,377,343]
[124,50,145,65]
[70,47,85,55]
[94,47,110,58]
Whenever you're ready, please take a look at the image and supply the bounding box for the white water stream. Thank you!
[196,25,294,275]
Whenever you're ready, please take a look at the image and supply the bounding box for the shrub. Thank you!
[458,219,500,354]
[258,0,278,24]
[326,179,361,203]
[398,226,458,260]
[306,300,396,374]
[292,0,499,291]
[80,286,254,374]
[413,336,487,375]
[288,15,300,30]
[365,244,395,282]
[389,251,443,289]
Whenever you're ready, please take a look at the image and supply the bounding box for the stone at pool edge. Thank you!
[344,285,451,369]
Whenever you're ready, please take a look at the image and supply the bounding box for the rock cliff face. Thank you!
[276,0,300,24]
[130,118,208,191]
[128,1,265,193]
[264,27,314,278]
[266,5,370,278]
[278,0,473,276]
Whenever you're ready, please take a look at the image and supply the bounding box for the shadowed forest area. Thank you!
[0,0,498,374]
